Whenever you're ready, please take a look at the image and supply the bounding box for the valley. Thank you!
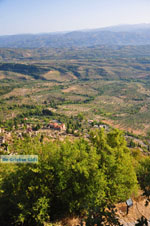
[1,46,150,135]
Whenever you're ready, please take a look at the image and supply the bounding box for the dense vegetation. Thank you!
[0,129,139,225]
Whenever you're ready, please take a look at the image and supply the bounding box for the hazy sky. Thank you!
[0,0,150,35]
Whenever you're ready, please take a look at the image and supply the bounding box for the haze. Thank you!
[0,0,150,35]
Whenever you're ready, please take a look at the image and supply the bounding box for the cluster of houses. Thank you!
[0,119,110,150]
[16,121,67,139]
[0,119,108,147]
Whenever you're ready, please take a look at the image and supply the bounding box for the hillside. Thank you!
[1,24,150,48]
[1,46,150,135]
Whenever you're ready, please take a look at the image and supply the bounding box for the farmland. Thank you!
[1,45,150,135]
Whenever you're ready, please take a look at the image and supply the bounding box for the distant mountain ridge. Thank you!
[95,23,150,32]
[1,24,150,48]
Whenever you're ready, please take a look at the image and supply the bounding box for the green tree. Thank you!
[0,129,138,226]
[137,157,150,203]
[0,138,106,225]
[89,128,138,203]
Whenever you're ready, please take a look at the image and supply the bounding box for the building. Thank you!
[47,122,66,131]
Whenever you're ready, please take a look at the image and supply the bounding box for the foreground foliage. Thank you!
[137,158,150,203]
[0,129,138,225]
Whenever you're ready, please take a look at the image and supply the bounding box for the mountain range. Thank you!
[1,24,150,48]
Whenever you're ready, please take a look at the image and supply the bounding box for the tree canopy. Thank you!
[0,129,138,225]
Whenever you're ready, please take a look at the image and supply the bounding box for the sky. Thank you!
[0,0,150,35]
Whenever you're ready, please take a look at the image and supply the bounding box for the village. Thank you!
[0,117,150,156]
[0,116,111,151]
